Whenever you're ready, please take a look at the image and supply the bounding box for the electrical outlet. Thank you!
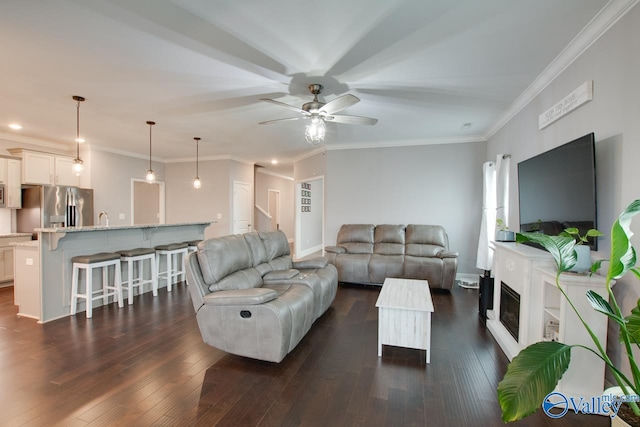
[26,258,33,266]
[217,213,222,219]
[119,213,125,220]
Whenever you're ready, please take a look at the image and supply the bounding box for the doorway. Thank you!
[268,189,280,230]
[132,179,165,225]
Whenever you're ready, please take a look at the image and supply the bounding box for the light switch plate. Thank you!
[119,213,125,220]
[217,213,222,219]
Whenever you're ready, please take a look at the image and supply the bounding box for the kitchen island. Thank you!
[14,221,212,322]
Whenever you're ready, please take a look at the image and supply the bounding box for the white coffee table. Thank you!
[375,278,434,363]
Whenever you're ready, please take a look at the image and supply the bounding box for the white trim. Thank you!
[485,0,640,139]
[326,135,485,151]
[0,131,73,151]
[256,168,294,181]
[297,243,323,259]
[255,204,272,219]
[267,189,281,230]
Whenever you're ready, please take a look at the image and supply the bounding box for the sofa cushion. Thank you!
[259,230,291,259]
[197,235,253,285]
[369,254,404,284]
[210,268,263,292]
[244,232,269,266]
[373,224,405,256]
[337,224,375,254]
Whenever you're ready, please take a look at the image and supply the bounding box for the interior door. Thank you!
[233,181,252,234]
[132,180,164,224]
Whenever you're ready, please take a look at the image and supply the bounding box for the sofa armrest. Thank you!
[293,257,329,269]
[437,251,459,259]
[263,269,300,281]
[203,288,278,306]
[324,245,346,254]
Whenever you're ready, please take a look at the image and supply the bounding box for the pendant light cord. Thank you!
[76,100,80,159]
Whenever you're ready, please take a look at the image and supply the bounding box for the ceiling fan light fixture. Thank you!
[305,117,326,145]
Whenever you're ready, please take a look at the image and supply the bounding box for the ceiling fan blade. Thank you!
[258,117,303,125]
[325,114,378,125]
[320,94,360,115]
[260,98,309,115]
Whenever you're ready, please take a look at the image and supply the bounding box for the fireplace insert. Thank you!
[500,282,520,341]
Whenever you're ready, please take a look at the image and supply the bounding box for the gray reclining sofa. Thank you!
[325,224,458,290]
[185,230,338,362]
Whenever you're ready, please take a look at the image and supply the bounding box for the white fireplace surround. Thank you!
[487,242,611,399]
[487,242,554,360]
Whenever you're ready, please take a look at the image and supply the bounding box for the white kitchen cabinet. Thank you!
[53,156,80,186]
[0,235,32,283]
[6,159,22,208]
[0,156,22,208]
[22,151,55,185]
[8,149,79,187]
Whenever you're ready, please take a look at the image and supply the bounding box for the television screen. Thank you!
[517,133,597,249]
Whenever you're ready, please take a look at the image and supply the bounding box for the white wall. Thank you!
[165,159,230,238]
[297,177,323,256]
[324,142,486,274]
[486,3,640,382]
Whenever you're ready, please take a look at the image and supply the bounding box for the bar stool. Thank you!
[184,239,202,253]
[117,247,158,304]
[155,243,188,292]
[70,252,123,318]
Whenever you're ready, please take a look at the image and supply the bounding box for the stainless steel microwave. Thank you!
[0,184,5,208]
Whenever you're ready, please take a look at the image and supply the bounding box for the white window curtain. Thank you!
[476,154,510,271]
[476,161,497,271]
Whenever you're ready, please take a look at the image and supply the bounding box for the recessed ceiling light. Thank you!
[271,159,278,165]
[9,123,22,130]
[460,122,473,130]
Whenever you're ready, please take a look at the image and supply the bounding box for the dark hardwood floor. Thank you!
[0,282,608,426]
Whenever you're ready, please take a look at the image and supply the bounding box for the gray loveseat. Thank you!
[185,230,338,363]
[325,224,458,290]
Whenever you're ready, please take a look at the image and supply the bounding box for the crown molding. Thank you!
[256,168,294,181]
[485,0,640,140]
[0,131,73,151]
[326,135,485,151]
[289,146,326,163]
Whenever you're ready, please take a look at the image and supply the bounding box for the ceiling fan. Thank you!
[259,84,378,144]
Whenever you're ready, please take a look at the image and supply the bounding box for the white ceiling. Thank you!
[0,0,624,174]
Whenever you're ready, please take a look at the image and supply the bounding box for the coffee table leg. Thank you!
[378,308,382,357]
[426,312,431,364]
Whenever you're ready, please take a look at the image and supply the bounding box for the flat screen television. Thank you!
[518,132,597,250]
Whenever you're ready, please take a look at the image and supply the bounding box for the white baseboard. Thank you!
[297,243,323,259]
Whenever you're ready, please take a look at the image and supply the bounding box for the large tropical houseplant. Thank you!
[497,199,640,422]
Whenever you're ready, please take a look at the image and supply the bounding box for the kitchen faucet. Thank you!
[98,211,109,227]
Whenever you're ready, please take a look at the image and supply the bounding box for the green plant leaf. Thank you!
[498,341,571,422]
[517,232,577,272]
[586,229,604,238]
[586,290,624,325]
[608,200,640,280]
[563,227,579,235]
[624,299,640,345]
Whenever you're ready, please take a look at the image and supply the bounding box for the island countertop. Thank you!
[36,221,213,233]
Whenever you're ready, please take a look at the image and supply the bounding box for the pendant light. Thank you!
[193,137,201,189]
[145,121,156,184]
[71,95,85,176]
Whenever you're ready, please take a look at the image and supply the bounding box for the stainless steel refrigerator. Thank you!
[17,185,94,239]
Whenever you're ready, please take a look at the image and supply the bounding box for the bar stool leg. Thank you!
[71,264,79,315]
[115,263,124,308]
[86,268,93,319]
[126,258,134,305]
[151,255,158,296]
[167,252,173,292]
